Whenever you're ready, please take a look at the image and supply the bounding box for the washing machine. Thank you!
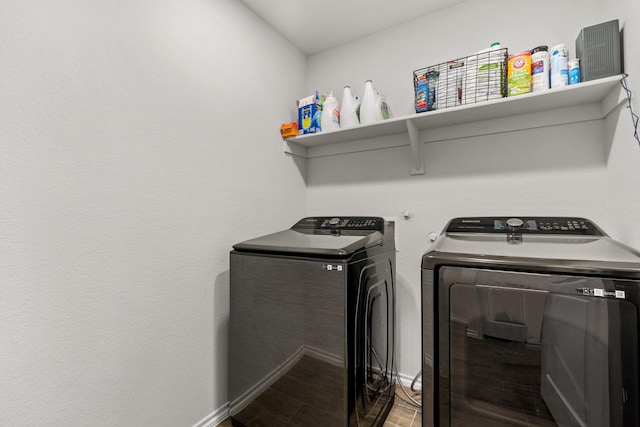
[422,216,640,427]
[229,216,396,427]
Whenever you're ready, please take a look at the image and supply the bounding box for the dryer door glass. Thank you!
[439,267,640,427]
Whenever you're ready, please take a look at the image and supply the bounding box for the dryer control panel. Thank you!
[446,217,605,236]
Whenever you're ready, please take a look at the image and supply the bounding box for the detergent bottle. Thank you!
[340,85,360,128]
[359,80,384,125]
[320,91,340,131]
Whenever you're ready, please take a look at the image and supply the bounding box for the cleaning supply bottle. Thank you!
[320,91,340,131]
[340,85,360,128]
[550,43,569,88]
[531,46,550,92]
[359,80,384,125]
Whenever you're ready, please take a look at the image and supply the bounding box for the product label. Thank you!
[381,101,390,119]
[532,60,545,75]
[476,63,503,91]
[569,67,580,84]
[550,49,569,88]
[302,106,311,129]
[580,288,626,299]
[415,74,428,112]
[552,48,568,58]
[332,108,340,125]
[508,53,532,96]
[298,104,321,134]
[568,60,581,85]
[512,57,526,69]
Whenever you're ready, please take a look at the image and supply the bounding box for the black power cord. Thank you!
[621,73,640,146]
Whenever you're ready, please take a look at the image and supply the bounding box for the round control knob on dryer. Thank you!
[506,218,524,231]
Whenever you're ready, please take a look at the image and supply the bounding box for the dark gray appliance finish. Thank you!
[230,217,396,427]
[575,19,623,82]
[422,217,640,427]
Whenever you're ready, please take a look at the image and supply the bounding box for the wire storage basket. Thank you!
[413,47,508,113]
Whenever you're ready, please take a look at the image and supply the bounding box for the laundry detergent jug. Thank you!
[320,91,340,131]
[340,85,360,128]
[359,80,389,125]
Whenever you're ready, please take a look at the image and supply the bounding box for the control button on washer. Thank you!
[506,218,524,231]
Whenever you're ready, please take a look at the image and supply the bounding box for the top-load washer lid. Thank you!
[232,216,389,257]
[423,216,640,277]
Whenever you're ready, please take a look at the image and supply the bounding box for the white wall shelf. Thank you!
[283,75,624,175]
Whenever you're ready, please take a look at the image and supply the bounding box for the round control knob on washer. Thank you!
[328,217,341,226]
[506,218,524,231]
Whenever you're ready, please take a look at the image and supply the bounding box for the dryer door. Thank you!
[435,266,640,427]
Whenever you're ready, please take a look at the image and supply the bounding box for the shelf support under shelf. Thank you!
[406,119,424,175]
[283,138,308,159]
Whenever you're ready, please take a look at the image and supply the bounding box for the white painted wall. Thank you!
[305,0,640,379]
[2,0,639,424]
[605,0,640,242]
[0,0,305,425]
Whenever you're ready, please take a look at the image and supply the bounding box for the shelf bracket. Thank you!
[282,138,308,159]
[406,119,424,175]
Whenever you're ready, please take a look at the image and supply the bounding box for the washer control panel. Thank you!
[292,216,384,232]
[320,217,382,229]
[446,217,605,236]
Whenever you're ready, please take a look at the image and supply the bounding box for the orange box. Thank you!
[280,122,298,138]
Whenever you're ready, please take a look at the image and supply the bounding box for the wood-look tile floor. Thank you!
[217,384,422,427]
[449,320,555,426]
[382,385,422,427]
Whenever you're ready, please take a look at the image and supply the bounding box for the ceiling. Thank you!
[239,0,465,55]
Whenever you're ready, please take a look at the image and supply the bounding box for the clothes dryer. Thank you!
[422,216,640,427]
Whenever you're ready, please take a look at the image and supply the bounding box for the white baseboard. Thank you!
[193,403,229,427]
[305,345,344,367]
[229,345,344,417]
[229,345,306,416]
[201,364,421,427]
[396,370,422,391]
